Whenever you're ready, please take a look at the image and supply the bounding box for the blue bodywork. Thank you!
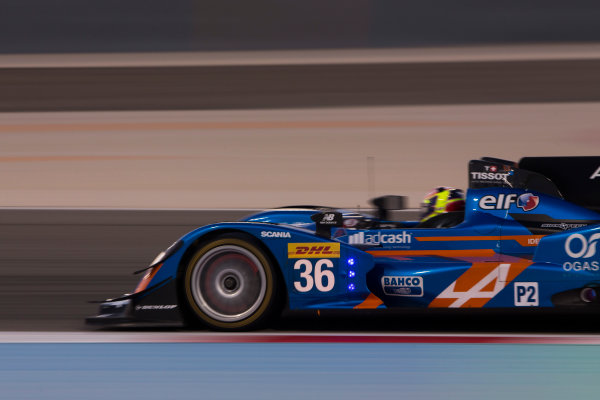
[87,157,600,325]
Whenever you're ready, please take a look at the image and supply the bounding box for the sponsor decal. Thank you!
[590,166,600,180]
[478,193,539,212]
[382,276,423,297]
[470,165,513,183]
[293,259,335,292]
[514,282,539,306]
[540,223,588,230]
[261,231,291,238]
[429,262,531,308]
[528,238,541,245]
[562,261,600,272]
[516,193,539,212]
[347,231,412,245]
[318,213,340,225]
[135,305,177,311]
[564,233,600,259]
[470,172,511,181]
[562,233,600,271]
[288,243,340,258]
[485,164,512,173]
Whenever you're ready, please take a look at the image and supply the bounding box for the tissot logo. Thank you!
[470,172,510,181]
[484,165,511,173]
[347,231,412,245]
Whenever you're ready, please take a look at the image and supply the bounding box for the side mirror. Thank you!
[311,212,343,238]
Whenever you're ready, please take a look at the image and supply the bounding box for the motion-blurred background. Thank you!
[1,0,600,330]
[2,0,600,209]
[4,0,600,53]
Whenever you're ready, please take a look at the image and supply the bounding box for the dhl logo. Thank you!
[288,243,341,258]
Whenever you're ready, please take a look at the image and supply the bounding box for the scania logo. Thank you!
[261,231,291,238]
[565,233,600,258]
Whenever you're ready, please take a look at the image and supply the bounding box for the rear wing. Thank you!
[469,156,600,211]
[520,157,600,212]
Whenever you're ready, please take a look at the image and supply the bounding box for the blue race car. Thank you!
[87,156,600,330]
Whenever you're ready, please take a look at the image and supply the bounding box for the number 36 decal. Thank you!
[293,259,335,292]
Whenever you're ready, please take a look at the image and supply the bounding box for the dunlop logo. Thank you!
[288,243,341,258]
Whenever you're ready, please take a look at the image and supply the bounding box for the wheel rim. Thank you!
[189,245,267,322]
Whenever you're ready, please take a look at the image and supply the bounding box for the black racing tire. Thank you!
[180,234,282,331]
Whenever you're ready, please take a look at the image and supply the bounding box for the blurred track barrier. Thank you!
[0,208,253,330]
[2,58,600,111]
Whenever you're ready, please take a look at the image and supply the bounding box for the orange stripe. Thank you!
[504,261,532,282]
[414,235,545,247]
[354,293,384,309]
[367,249,496,257]
[414,236,499,241]
[461,298,491,308]
[134,264,162,293]
[452,262,499,292]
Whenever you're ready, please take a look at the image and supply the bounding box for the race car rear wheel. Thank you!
[181,234,281,330]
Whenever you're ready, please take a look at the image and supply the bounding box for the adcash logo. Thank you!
[348,231,412,245]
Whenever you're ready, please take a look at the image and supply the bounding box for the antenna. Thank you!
[367,156,375,200]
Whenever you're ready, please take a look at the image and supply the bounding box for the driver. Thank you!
[420,187,465,224]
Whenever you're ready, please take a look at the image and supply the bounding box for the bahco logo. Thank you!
[565,233,600,258]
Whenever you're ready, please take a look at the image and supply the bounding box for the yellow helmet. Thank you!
[420,187,465,223]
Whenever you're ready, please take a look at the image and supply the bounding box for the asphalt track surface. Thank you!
[4,341,599,400]
[3,59,600,111]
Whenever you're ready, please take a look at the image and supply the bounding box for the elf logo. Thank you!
[479,193,539,212]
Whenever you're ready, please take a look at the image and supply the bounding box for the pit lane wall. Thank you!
[3,0,600,53]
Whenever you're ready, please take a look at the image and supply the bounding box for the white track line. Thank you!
[1,332,600,344]
[2,43,600,68]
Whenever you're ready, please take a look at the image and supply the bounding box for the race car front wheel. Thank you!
[181,234,281,330]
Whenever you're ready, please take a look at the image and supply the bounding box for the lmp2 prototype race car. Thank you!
[87,156,600,330]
